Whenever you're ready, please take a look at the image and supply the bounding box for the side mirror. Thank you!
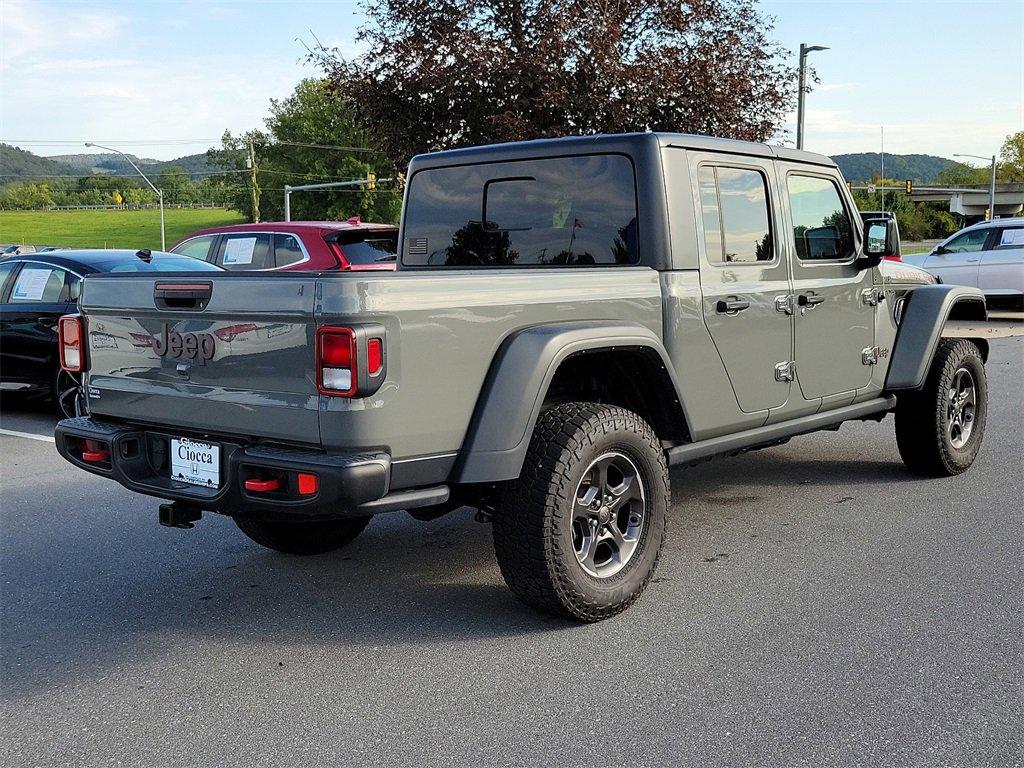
[857,217,897,269]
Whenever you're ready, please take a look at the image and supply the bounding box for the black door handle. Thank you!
[716,298,750,314]
[798,294,825,307]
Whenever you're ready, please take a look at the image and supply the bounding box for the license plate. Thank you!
[170,438,220,488]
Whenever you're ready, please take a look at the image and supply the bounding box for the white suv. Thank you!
[904,218,1024,310]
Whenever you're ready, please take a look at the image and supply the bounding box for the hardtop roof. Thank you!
[410,132,836,169]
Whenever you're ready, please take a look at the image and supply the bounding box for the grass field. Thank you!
[0,208,247,251]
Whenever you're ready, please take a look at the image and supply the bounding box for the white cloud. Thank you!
[0,1,313,159]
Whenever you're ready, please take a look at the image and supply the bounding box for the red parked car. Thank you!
[169,218,398,271]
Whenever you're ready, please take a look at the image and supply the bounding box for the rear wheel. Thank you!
[234,516,371,555]
[895,339,987,476]
[492,402,669,622]
[52,369,81,419]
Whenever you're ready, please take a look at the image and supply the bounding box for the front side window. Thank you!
[8,265,68,303]
[402,154,638,267]
[788,175,855,261]
[0,261,18,298]
[217,233,273,270]
[171,235,217,262]
[943,230,989,253]
[697,166,773,263]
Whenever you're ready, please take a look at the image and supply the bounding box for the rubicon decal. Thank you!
[151,324,216,364]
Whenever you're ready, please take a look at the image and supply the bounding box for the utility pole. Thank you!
[247,140,260,223]
[796,43,829,150]
[880,126,885,213]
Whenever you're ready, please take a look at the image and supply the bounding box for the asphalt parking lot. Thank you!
[2,337,1022,768]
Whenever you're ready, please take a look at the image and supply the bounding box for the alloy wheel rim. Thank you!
[946,367,976,449]
[56,371,80,419]
[571,451,646,578]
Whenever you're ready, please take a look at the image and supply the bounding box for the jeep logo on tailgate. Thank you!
[151,324,216,364]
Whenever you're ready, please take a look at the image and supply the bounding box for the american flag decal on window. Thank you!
[407,237,428,256]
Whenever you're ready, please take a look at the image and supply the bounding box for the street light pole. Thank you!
[954,152,998,221]
[84,142,165,250]
[796,43,829,150]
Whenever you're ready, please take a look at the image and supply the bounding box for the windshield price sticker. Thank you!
[12,268,54,301]
[223,237,258,265]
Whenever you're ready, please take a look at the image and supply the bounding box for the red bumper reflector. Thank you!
[297,473,319,495]
[82,449,110,463]
[245,478,281,493]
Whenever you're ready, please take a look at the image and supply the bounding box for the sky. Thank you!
[1,0,1021,166]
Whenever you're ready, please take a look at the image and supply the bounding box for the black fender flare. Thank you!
[452,321,689,483]
[885,284,987,391]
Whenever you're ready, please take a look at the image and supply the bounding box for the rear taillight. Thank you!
[327,241,351,270]
[882,254,902,262]
[317,327,357,396]
[315,324,387,398]
[58,314,86,372]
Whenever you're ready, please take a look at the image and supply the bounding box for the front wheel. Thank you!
[493,402,669,622]
[234,516,371,555]
[895,339,988,477]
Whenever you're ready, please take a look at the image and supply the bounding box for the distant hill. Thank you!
[0,144,76,181]
[833,153,956,183]
[46,151,224,179]
[1,145,226,183]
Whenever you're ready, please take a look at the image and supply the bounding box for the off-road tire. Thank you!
[493,402,669,622]
[234,516,371,555]
[895,339,987,477]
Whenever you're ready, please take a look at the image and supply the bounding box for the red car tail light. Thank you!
[317,326,357,396]
[58,314,86,372]
[327,241,351,270]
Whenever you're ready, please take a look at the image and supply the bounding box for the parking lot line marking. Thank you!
[0,428,55,443]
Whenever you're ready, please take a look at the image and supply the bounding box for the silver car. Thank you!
[904,217,1024,309]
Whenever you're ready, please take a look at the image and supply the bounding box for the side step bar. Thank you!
[667,396,896,467]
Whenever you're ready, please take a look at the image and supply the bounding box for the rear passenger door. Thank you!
[691,154,792,413]
[1,262,80,385]
[979,224,1024,298]
[783,170,874,401]
[214,232,274,271]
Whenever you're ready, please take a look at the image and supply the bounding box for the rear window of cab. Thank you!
[402,154,638,267]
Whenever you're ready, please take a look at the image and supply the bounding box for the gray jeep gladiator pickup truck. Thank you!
[55,133,990,622]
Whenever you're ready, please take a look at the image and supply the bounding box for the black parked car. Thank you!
[0,249,222,416]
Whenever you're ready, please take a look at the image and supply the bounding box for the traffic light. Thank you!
[905,179,913,194]
[367,172,377,190]
[846,180,853,191]
[984,208,991,221]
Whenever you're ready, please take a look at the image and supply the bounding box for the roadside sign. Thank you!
[867,183,877,194]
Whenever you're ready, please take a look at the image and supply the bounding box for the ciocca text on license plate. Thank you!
[170,438,220,488]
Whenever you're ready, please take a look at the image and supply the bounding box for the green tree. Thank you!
[157,165,197,204]
[999,131,1024,182]
[207,79,401,223]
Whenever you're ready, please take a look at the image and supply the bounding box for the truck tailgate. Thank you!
[80,274,320,446]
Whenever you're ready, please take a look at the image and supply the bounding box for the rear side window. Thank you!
[788,175,855,261]
[171,235,217,262]
[217,233,273,270]
[402,154,638,267]
[8,265,69,303]
[0,261,18,298]
[697,166,773,263]
[995,227,1024,249]
[274,234,306,267]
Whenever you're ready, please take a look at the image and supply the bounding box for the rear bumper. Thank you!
[54,416,393,519]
